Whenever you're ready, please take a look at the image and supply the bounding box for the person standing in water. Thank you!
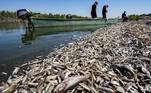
[102,5,109,22]
[91,1,98,18]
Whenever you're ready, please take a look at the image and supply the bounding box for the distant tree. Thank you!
[128,15,139,21]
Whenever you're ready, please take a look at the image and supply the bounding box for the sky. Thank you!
[0,0,151,18]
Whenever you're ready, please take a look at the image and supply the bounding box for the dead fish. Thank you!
[105,54,113,62]
[45,83,51,92]
[97,86,114,93]
[79,83,90,91]
[136,65,150,76]
[12,67,20,75]
[61,70,71,80]
[140,57,151,63]
[7,76,13,85]
[110,80,120,86]
[0,82,9,92]
[54,76,60,83]
[108,71,117,76]
[19,89,28,93]
[30,88,37,93]
[22,74,28,84]
[2,84,17,93]
[112,64,135,79]
[28,82,39,87]
[48,80,58,86]
[136,83,145,93]
[146,21,151,26]
[89,86,97,93]
[54,75,90,93]
[96,76,104,84]
[46,75,58,82]
[2,22,151,93]
[1,72,7,75]
[115,86,125,93]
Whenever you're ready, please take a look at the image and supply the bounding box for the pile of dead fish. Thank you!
[146,21,151,26]
[1,21,151,93]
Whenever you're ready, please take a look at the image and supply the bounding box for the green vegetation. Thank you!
[128,15,139,21]
[0,11,19,23]
[128,13,151,21]
[140,13,151,16]
[0,10,88,21]
[0,10,88,23]
[32,13,88,19]
[0,11,17,19]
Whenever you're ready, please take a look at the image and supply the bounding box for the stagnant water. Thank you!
[0,23,108,82]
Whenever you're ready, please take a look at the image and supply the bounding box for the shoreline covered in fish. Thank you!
[1,20,151,93]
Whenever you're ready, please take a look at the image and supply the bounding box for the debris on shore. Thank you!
[146,21,151,26]
[1,20,151,93]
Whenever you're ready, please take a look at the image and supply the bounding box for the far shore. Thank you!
[0,18,22,24]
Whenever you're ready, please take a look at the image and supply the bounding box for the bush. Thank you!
[0,11,17,19]
[128,15,139,21]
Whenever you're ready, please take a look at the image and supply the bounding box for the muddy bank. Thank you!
[1,20,151,93]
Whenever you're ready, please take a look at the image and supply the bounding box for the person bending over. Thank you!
[122,11,128,22]
[102,5,109,22]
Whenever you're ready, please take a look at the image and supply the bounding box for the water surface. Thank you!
[0,23,105,82]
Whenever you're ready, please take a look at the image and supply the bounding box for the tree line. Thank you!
[0,10,88,19]
[128,13,151,21]
[34,13,88,19]
[0,11,16,19]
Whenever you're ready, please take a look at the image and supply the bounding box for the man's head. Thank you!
[124,11,126,14]
[95,1,98,5]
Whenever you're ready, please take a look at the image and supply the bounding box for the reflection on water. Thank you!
[22,30,36,45]
[21,25,102,45]
[0,24,105,82]
[0,23,22,30]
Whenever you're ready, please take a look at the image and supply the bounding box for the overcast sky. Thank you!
[0,0,151,18]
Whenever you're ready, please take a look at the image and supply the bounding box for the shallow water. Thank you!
[0,23,107,82]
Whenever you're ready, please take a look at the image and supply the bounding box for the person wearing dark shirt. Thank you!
[102,5,108,22]
[66,14,72,19]
[91,2,98,18]
[122,11,128,22]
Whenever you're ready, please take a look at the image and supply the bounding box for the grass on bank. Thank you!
[128,15,139,21]
[128,13,151,21]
